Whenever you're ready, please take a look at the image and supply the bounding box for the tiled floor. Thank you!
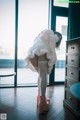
[0,86,78,120]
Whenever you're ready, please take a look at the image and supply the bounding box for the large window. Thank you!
[55,16,68,82]
[0,0,49,87]
[0,0,15,87]
[0,0,68,87]
[49,0,68,84]
[17,0,49,86]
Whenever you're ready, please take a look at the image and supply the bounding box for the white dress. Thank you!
[25,29,58,73]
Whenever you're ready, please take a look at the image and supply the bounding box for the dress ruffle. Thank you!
[25,29,57,73]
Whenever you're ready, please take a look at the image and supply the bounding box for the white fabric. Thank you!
[25,29,58,73]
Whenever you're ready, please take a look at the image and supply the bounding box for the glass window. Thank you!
[17,0,49,86]
[55,16,68,82]
[0,0,15,87]
[53,0,68,7]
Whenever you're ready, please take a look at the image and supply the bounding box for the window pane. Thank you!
[17,0,49,86]
[55,16,68,82]
[0,0,15,87]
[53,0,68,7]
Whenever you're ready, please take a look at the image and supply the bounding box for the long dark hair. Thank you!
[54,31,62,48]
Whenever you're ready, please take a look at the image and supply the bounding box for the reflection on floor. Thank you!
[0,85,78,120]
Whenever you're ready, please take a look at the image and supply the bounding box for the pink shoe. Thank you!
[37,93,50,114]
[38,97,50,114]
[37,90,50,105]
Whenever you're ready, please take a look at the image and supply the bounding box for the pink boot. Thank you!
[37,91,50,114]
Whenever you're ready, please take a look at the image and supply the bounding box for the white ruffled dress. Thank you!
[25,29,58,73]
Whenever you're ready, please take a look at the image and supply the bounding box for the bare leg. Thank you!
[29,54,50,113]
[38,76,40,91]
[37,61,50,113]
[38,61,48,97]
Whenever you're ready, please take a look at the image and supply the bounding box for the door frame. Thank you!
[49,0,68,85]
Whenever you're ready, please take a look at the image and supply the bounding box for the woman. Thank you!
[25,29,62,114]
